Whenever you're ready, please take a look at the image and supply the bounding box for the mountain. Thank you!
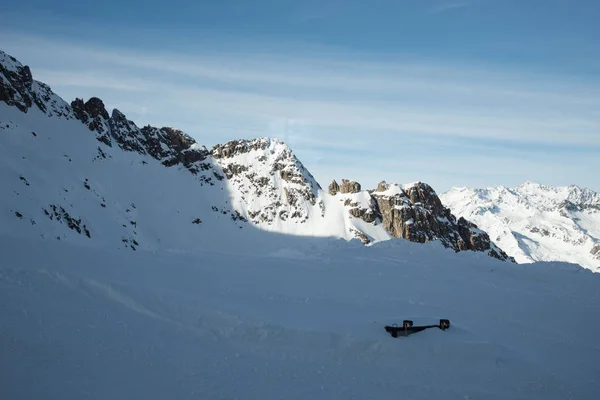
[3,50,600,400]
[441,182,600,271]
[0,49,510,261]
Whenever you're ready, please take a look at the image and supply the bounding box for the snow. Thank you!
[0,49,23,73]
[2,49,600,400]
[2,233,600,400]
[187,142,205,151]
[215,138,394,243]
[441,184,600,271]
[374,182,405,196]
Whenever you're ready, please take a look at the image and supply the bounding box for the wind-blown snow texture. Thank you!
[441,183,600,271]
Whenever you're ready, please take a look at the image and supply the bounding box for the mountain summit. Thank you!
[0,49,510,261]
[441,182,600,271]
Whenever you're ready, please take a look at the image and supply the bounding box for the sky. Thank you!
[1,0,599,192]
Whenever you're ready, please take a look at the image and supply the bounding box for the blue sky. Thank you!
[1,0,599,192]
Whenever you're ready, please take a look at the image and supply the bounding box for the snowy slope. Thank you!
[0,48,510,261]
[441,182,600,271]
[2,234,600,400]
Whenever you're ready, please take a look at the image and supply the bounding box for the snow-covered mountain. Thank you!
[441,182,600,271]
[3,50,600,400]
[1,49,510,261]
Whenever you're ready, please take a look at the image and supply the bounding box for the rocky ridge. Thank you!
[329,179,512,260]
[1,49,511,262]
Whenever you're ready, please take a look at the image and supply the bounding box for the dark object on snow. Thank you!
[385,319,450,337]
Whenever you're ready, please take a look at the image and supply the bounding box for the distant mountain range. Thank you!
[4,47,598,271]
[441,182,600,271]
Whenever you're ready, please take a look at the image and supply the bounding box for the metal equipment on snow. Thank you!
[385,319,450,337]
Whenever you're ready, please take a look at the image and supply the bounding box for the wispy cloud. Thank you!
[1,31,598,192]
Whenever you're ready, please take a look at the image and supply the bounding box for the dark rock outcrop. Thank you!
[1,50,72,118]
[71,101,216,181]
[340,179,361,194]
[72,97,112,144]
[329,180,340,195]
[375,182,511,260]
[0,58,33,112]
[329,179,361,195]
[338,179,513,261]
[591,244,600,260]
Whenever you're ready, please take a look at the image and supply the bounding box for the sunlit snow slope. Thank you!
[441,183,600,271]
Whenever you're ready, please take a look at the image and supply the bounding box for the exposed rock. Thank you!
[72,97,111,144]
[591,244,600,260]
[348,206,377,223]
[529,226,551,237]
[108,109,145,153]
[44,204,90,238]
[210,138,320,225]
[1,49,514,262]
[376,181,389,192]
[212,139,271,159]
[75,103,216,181]
[367,182,513,261]
[339,179,361,194]
[1,50,72,118]
[0,59,33,112]
[329,180,340,195]
[350,228,371,244]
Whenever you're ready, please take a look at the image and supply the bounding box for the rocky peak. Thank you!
[345,181,512,261]
[339,179,361,194]
[210,138,321,224]
[71,97,110,122]
[376,180,389,192]
[1,50,72,118]
[71,97,112,144]
[211,138,274,159]
[329,179,361,195]
[0,52,33,112]
[70,99,218,183]
[0,58,32,112]
[106,109,217,181]
[402,182,445,214]
[329,180,340,195]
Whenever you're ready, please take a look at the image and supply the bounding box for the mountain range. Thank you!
[3,48,600,400]
[0,49,511,262]
[2,48,598,271]
[441,183,600,271]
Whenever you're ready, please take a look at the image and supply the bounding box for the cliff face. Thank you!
[329,180,512,261]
